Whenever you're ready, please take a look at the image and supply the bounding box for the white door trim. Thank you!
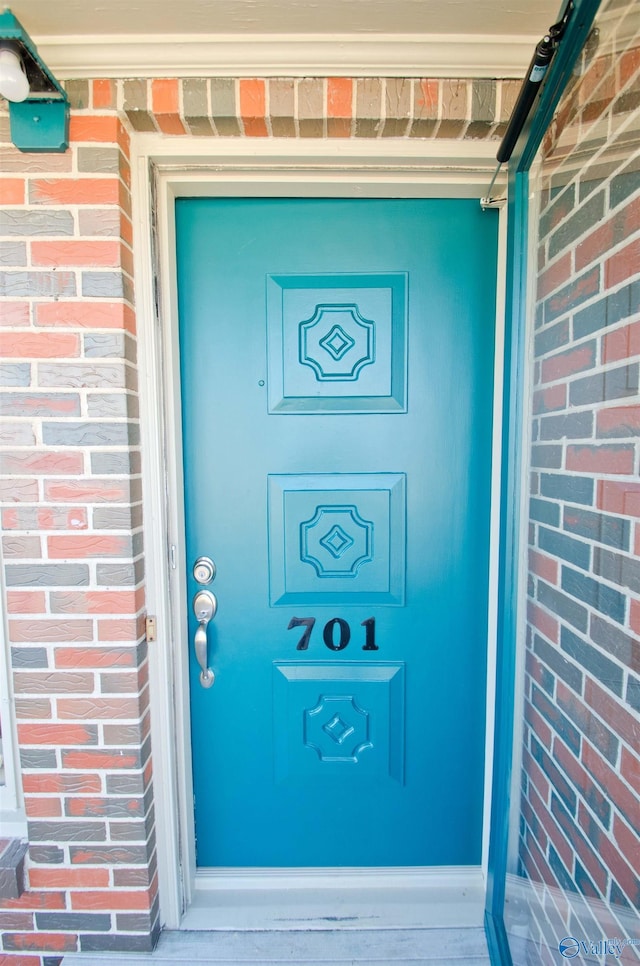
[130,134,507,929]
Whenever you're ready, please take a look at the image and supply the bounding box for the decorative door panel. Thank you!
[177,197,498,868]
[267,473,405,605]
[273,663,405,784]
[267,273,407,413]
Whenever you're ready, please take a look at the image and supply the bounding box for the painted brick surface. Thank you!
[0,78,153,963]
[0,59,523,965]
[514,1,640,958]
[0,30,637,966]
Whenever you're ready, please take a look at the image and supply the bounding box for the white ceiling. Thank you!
[9,0,562,38]
[6,0,565,78]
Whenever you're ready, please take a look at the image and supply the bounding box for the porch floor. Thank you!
[63,926,491,964]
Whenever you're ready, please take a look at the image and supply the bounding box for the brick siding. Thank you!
[0,38,637,966]
[0,68,519,963]
[0,98,154,964]
[57,76,522,141]
[516,0,640,958]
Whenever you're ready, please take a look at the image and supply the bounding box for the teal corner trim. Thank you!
[484,1,602,964]
[485,908,515,966]
[485,168,530,966]
[0,7,69,153]
[9,98,69,153]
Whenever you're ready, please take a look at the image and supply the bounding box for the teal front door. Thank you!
[176,197,498,868]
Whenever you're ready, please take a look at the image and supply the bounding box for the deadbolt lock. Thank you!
[193,555,216,585]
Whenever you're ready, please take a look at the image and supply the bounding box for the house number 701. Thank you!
[287,617,378,651]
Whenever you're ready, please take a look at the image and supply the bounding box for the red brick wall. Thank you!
[517,0,640,956]
[0,45,636,960]
[0,72,519,963]
[0,105,157,963]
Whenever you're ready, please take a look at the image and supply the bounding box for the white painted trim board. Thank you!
[39,33,536,79]
[132,136,505,930]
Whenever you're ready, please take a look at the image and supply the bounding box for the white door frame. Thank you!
[130,134,507,929]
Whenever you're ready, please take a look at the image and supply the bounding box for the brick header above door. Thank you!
[60,76,521,142]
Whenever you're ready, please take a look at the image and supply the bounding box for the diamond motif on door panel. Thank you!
[268,474,405,605]
[273,663,405,783]
[305,696,372,762]
[302,505,373,577]
[300,305,374,381]
[319,524,354,560]
[267,273,407,413]
[323,714,355,744]
[319,323,355,362]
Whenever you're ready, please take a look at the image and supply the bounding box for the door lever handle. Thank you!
[193,589,217,688]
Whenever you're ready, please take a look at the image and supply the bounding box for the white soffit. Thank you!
[10,0,563,78]
[34,33,541,79]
